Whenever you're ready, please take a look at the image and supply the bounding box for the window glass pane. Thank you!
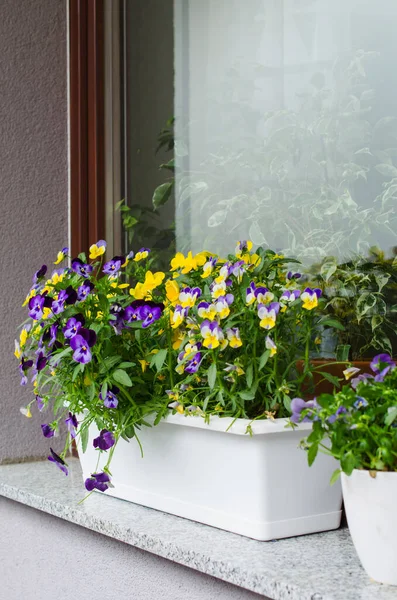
[174,0,397,265]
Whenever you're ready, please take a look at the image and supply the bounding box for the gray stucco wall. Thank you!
[0,497,265,600]
[0,0,68,462]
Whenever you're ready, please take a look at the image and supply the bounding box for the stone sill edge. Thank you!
[0,473,299,600]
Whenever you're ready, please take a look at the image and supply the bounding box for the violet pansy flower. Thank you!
[103,256,123,276]
[65,413,78,439]
[123,300,144,323]
[71,258,93,278]
[28,295,46,320]
[63,315,84,339]
[33,265,47,284]
[41,423,55,438]
[184,352,202,374]
[36,396,45,412]
[48,448,68,476]
[35,351,48,372]
[100,386,119,409]
[77,280,94,301]
[290,397,317,424]
[70,328,97,364]
[85,472,111,492]
[138,302,164,328]
[93,429,115,451]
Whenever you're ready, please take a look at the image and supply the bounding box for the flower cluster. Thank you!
[292,354,397,478]
[16,240,331,491]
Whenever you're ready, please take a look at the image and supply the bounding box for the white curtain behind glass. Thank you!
[174,0,397,265]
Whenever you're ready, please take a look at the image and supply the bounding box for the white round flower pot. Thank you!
[78,414,342,540]
[342,470,397,585]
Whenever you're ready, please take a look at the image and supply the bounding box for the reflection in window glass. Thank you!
[174,0,397,265]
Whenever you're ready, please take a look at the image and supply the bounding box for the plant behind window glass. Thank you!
[175,50,397,264]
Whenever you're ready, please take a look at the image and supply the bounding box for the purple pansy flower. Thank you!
[138,302,164,328]
[70,328,97,364]
[64,285,78,305]
[71,258,93,278]
[280,289,301,303]
[123,300,145,323]
[85,472,111,492]
[109,303,125,334]
[19,357,33,386]
[354,396,369,409]
[65,413,78,439]
[63,315,84,339]
[28,295,46,320]
[36,396,45,411]
[290,397,318,424]
[33,265,47,284]
[351,373,374,390]
[41,423,55,438]
[52,290,68,314]
[48,448,68,476]
[185,352,202,374]
[93,429,115,451]
[35,350,48,372]
[77,280,95,301]
[287,271,301,280]
[103,256,124,276]
[370,353,396,382]
[100,386,119,409]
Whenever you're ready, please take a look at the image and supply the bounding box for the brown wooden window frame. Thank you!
[69,0,106,257]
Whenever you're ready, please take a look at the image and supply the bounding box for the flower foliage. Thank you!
[293,354,397,478]
[16,240,328,489]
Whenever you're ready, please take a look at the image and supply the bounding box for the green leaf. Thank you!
[336,345,350,361]
[246,364,253,389]
[308,443,319,466]
[152,182,173,209]
[239,390,256,401]
[87,382,96,402]
[80,425,89,454]
[318,371,340,388]
[330,468,342,486]
[208,363,217,390]
[113,369,133,387]
[49,346,72,365]
[319,318,345,331]
[118,362,136,369]
[258,350,270,371]
[216,390,224,406]
[159,158,175,172]
[124,425,135,439]
[385,407,397,427]
[100,381,108,399]
[150,349,168,372]
[340,451,356,475]
[99,355,122,374]
[72,363,82,382]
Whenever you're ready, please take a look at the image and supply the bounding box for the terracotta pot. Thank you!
[296,359,372,397]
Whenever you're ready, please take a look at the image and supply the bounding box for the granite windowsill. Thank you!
[0,459,393,600]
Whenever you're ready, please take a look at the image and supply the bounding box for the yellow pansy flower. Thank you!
[22,288,36,307]
[89,240,107,259]
[165,279,180,304]
[134,248,150,262]
[139,359,150,373]
[19,328,28,348]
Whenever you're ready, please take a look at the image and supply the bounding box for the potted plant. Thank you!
[292,354,397,584]
[16,240,342,540]
[297,249,397,395]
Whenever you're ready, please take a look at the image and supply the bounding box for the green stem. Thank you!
[167,324,174,389]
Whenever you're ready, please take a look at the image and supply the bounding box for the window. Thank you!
[71,0,397,267]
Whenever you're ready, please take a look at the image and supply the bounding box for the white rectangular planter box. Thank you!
[78,414,342,541]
